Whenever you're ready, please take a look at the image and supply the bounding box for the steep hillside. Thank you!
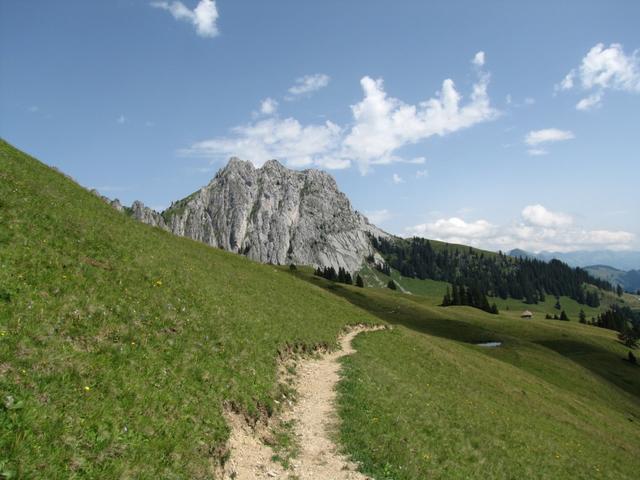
[129,158,387,271]
[0,140,378,478]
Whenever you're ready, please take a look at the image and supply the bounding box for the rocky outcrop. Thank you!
[109,199,125,213]
[130,201,167,230]
[130,158,388,272]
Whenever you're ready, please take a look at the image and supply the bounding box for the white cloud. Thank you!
[558,71,575,91]
[521,204,572,227]
[392,173,404,184]
[117,115,126,124]
[525,128,574,146]
[260,97,278,115]
[182,52,497,172]
[557,43,640,109]
[184,117,344,168]
[287,74,330,98]
[527,148,548,156]
[472,51,485,67]
[575,91,603,111]
[408,217,496,244]
[151,0,219,38]
[416,169,429,178]
[505,95,535,108]
[365,209,392,225]
[343,53,498,172]
[406,204,635,252]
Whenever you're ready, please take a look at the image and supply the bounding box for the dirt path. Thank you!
[222,325,383,479]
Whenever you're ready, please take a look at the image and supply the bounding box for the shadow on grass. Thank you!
[538,339,640,398]
[300,274,640,401]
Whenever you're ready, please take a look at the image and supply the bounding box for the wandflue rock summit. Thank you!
[126,158,388,272]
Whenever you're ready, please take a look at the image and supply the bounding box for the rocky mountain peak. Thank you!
[128,157,389,271]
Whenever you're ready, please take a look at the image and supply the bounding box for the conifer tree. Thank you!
[442,286,452,306]
[356,274,364,288]
[452,284,461,305]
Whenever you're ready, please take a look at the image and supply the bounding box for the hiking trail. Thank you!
[222,325,384,479]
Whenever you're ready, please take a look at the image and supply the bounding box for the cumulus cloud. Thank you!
[343,52,498,172]
[557,42,640,110]
[183,52,497,172]
[521,204,572,227]
[406,205,635,252]
[525,128,574,146]
[287,74,330,98]
[260,97,278,115]
[408,217,496,244]
[472,51,485,67]
[151,0,219,38]
[416,169,429,178]
[575,91,603,111]
[184,117,344,168]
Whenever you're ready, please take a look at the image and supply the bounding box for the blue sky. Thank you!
[1,0,639,252]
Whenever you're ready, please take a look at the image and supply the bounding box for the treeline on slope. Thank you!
[314,266,365,287]
[441,284,499,314]
[371,236,612,306]
[595,304,640,336]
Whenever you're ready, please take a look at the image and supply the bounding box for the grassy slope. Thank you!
[0,141,378,478]
[293,273,640,479]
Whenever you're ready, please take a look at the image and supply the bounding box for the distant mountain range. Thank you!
[508,249,640,271]
[581,265,640,293]
[509,249,640,292]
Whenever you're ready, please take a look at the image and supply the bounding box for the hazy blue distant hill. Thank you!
[583,265,640,293]
[508,249,640,271]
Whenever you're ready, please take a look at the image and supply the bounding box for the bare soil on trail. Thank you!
[222,326,384,479]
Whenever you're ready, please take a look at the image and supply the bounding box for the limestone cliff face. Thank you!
[130,201,167,229]
[130,158,388,272]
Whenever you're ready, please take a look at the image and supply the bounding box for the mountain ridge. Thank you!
[128,158,388,272]
[508,248,640,271]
